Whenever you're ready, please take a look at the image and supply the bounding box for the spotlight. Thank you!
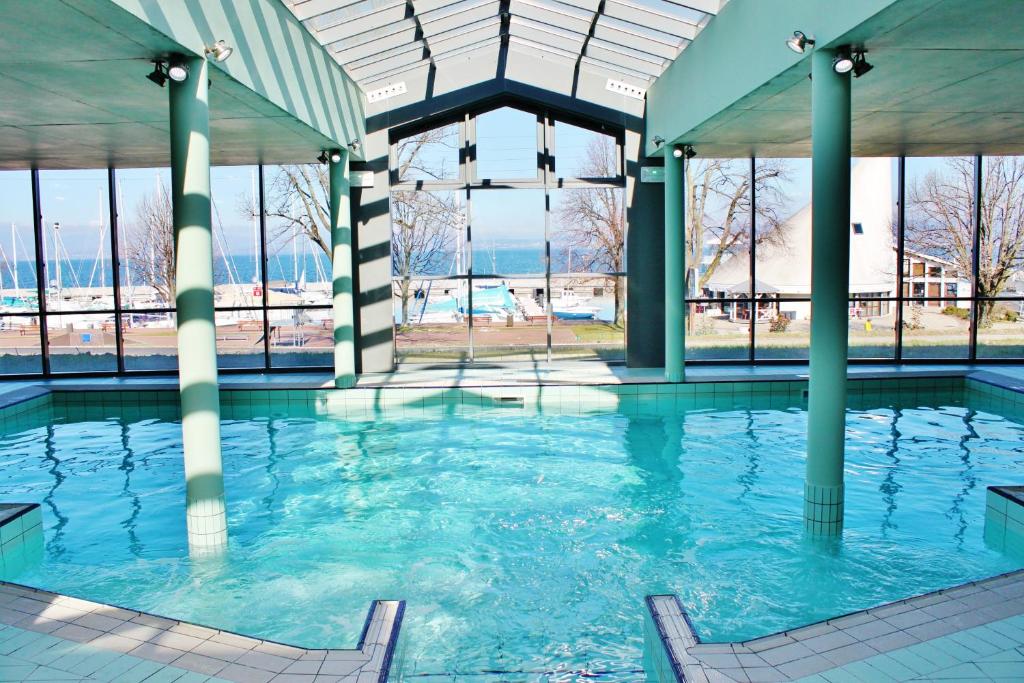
[329,150,343,164]
[348,139,361,154]
[851,50,874,78]
[317,151,329,165]
[167,61,189,82]
[832,49,854,75]
[786,30,815,54]
[146,61,168,88]
[672,145,684,159]
[205,40,234,63]
[652,135,665,147]
[684,145,696,160]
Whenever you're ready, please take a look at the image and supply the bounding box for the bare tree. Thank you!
[390,124,461,328]
[908,156,1024,324]
[686,159,789,295]
[266,164,331,262]
[392,191,460,326]
[123,181,175,306]
[553,135,626,325]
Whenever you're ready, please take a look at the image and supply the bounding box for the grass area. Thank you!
[569,322,625,344]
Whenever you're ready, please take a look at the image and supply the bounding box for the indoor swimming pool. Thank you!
[1,381,1023,679]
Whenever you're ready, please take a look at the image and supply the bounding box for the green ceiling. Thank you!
[0,0,365,170]
[647,0,1024,158]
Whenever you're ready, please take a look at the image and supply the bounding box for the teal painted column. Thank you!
[805,48,852,535]
[169,56,227,553]
[330,150,356,388]
[664,150,685,383]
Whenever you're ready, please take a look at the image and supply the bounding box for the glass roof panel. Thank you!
[284,0,715,88]
[509,0,593,34]
[595,14,684,48]
[585,38,666,76]
[315,3,410,44]
[420,0,499,36]
[332,26,419,63]
[324,17,418,51]
[429,18,501,55]
[603,0,700,39]
[509,16,587,54]
[306,0,404,31]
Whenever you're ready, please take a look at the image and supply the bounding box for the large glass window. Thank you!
[115,168,174,310]
[474,107,538,181]
[848,157,899,360]
[391,108,626,364]
[392,190,468,362]
[752,158,810,361]
[0,171,40,375]
[39,170,114,315]
[904,157,976,360]
[550,186,625,359]
[685,158,755,360]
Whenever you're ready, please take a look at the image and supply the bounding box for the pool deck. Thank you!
[0,580,404,683]
[648,570,1024,682]
[3,361,1024,682]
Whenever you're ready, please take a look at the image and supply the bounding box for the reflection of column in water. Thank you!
[261,417,283,516]
[119,418,144,557]
[950,409,979,546]
[43,424,68,557]
[879,408,903,534]
[736,411,762,504]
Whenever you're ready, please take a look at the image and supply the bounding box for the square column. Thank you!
[169,56,227,553]
[805,48,852,535]
[664,150,685,383]
[330,150,356,388]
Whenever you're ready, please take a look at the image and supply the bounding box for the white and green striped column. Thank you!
[805,48,852,535]
[330,150,356,388]
[664,148,685,383]
[169,56,227,553]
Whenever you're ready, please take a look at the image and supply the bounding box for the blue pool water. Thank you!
[1,392,1023,678]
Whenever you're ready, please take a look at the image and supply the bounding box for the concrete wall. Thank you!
[626,130,666,368]
[352,129,395,372]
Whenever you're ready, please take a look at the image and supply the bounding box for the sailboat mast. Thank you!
[98,187,106,289]
[251,169,259,284]
[52,222,62,311]
[11,223,18,292]
[117,178,133,303]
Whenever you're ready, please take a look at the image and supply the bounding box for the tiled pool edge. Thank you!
[0,504,43,578]
[0,579,406,682]
[6,367,1024,682]
[645,569,1024,682]
[641,371,1024,682]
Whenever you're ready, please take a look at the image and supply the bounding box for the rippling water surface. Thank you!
[1,392,1022,678]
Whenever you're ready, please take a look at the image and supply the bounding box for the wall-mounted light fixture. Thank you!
[205,40,234,62]
[318,150,343,165]
[167,61,189,82]
[786,30,815,54]
[832,48,855,74]
[851,50,874,78]
[673,144,696,160]
[146,61,168,87]
[832,47,874,78]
